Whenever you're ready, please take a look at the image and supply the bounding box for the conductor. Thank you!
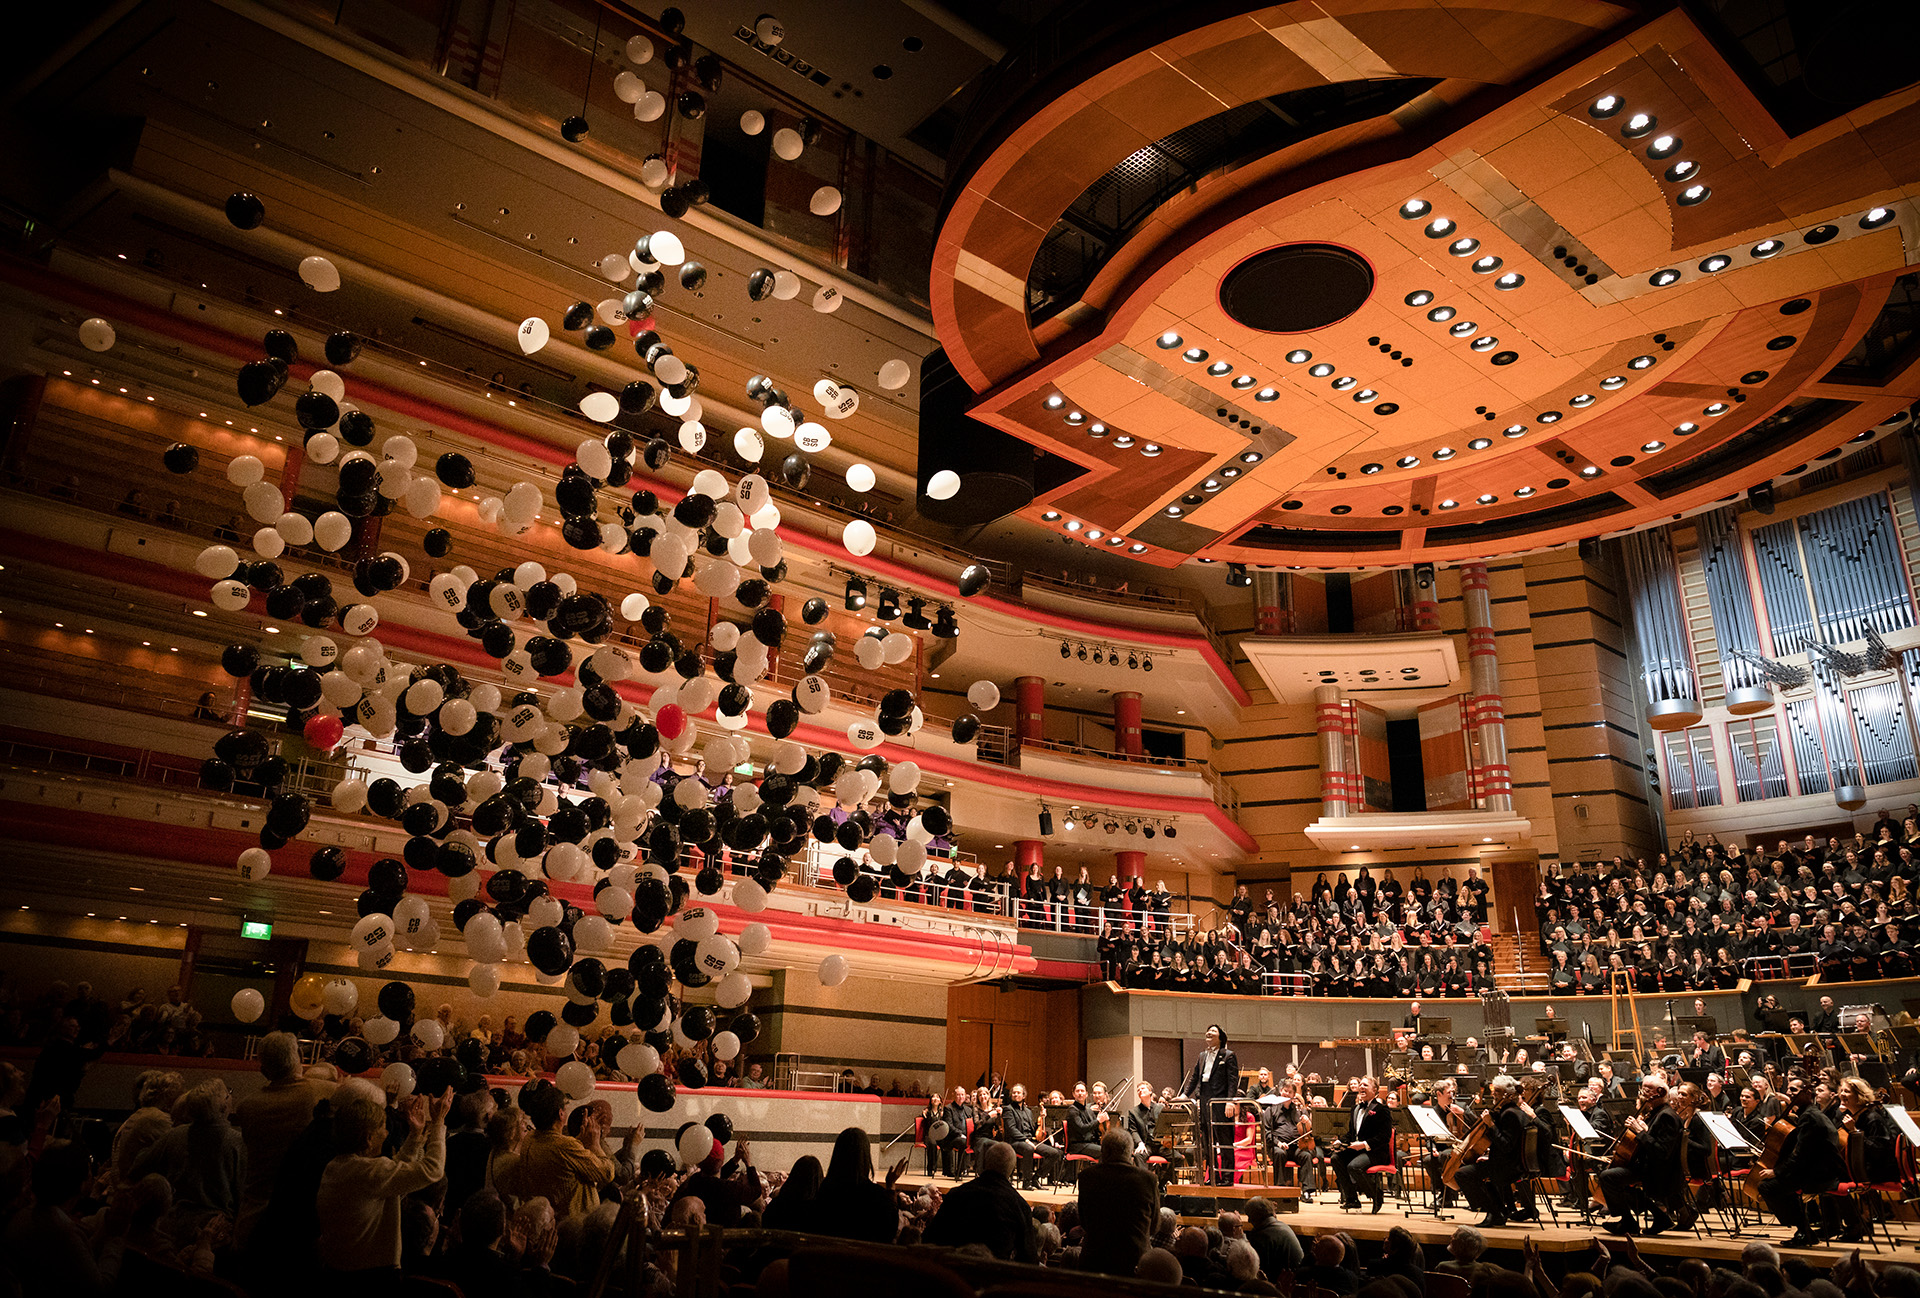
[1178,1024,1240,1186]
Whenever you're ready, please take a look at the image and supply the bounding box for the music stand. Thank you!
[1357,1019,1393,1038]
[1423,1016,1454,1037]
[1306,1083,1337,1107]
[1675,1016,1718,1038]
[1153,1106,1196,1183]
[1400,1106,1453,1219]
[1837,1032,1877,1059]
[1535,1018,1569,1040]
[1600,1097,1636,1124]
[1311,1107,1353,1145]
[1411,1061,1453,1082]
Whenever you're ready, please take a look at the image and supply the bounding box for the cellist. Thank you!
[1833,1077,1899,1243]
[1755,1075,1844,1247]
[1454,1074,1527,1228]
[1597,1076,1684,1237]
[1422,1078,1474,1209]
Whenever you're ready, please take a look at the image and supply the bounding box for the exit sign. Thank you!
[240,920,273,940]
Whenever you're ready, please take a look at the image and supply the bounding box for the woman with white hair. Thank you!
[316,1080,449,1278]
[130,1078,245,1244]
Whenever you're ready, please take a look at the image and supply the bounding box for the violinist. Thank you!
[1669,1083,1715,1226]
[1422,1079,1473,1209]
[1001,1083,1048,1190]
[1756,1075,1845,1247]
[1265,1081,1311,1193]
[1063,1082,1105,1181]
[1455,1074,1527,1228]
[970,1085,1004,1165]
[1563,1080,1613,1212]
[1122,1080,1167,1179]
[1597,1076,1684,1237]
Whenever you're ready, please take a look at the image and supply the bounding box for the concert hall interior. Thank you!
[5,0,1920,1293]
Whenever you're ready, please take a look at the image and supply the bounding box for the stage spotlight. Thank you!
[1076,644,1088,662]
[1142,823,1157,839]
[931,606,959,639]
[876,588,902,620]
[1091,647,1104,666]
[1059,641,1071,659]
[845,577,867,611]
[1142,654,1153,672]
[1104,819,1119,834]
[1038,805,1054,835]
[1064,808,1078,831]
[1125,820,1137,834]
[1127,653,1138,670]
[1226,562,1251,587]
[902,596,932,631]
[1163,823,1177,839]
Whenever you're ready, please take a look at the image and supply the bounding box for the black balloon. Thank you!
[263,329,298,362]
[221,644,259,677]
[676,1056,709,1089]
[377,980,416,1021]
[237,360,284,407]
[951,713,981,744]
[524,1009,557,1043]
[338,409,376,446]
[563,301,595,331]
[435,452,475,488]
[324,331,362,365]
[778,453,809,489]
[309,845,347,880]
[958,563,991,598]
[527,924,574,976]
[225,192,267,230]
[162,442,200,474]
[332,1037,372,1075]
[561,114,590,143]
[585,325,616,351]
[747,268,775,301]
[678,262,707,291]
[800,597,829,625]
[424,527,453,558]
[295,390,339,430]
[620,380,656,415]
[638,1073,677,1112]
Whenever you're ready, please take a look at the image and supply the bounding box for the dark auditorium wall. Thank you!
[946,982,1083,1093]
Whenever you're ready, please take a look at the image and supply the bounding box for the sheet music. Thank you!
[1562,1106,1601,1141]
[1887,1105,1920,1147]
[1410,1105,1455,1139]
[1699,1111,1754,1151]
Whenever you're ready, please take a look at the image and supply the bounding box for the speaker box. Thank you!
[1163,1193,1218,1216]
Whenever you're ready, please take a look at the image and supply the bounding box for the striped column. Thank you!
[1460,563,1512,812]
[1315,684,1356,818]
[1113,691,1143,755]
[1015,676,1045,742]
[1251,570,1294,635]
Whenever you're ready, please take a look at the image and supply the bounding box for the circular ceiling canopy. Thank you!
[1219,243,1374,333]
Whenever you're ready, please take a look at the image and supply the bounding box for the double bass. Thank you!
[1441,1105,1497,1190]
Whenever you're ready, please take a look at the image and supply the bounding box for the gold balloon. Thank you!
[289,973,328,1019]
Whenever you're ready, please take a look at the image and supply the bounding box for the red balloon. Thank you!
[304,713,345,750]
[656,703,686,740]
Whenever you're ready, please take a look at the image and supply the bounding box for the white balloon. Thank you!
[322,978,359,1016]
[793,421,831,453]
[363,1015,400,1045]
[556,1059,596,1100]
[761,405,795,439]
[381,1062,415,1097]
[580,391,620,423]
[927,469,961,500]
[574,915,613,953]
[227,454,266,486]
[810,186,843,216]
[696,934,740,977]
[967,680,1002,711]
[843,518,876,556]
[405,476,442,518]
[732,878,769,915]
[195,544,239,578]
[733,426,765,462]
[643,231,685,266]
[78,317,116,352]
[772,127,804,161]
[468,963,501,998]
[716,969,753,1008]
[331,777,369,812]
[818,954,850,987]
[627,34,654,63]
[660,388,692,417]
[634,90,665,121]
[298,255,341,292]
[795,674,830,714]
[351,912,394,952]
[882,632,914,666]
[847,719,883,750]
[692,468,729,499]
[747,528,782,567]
[276,512,314,546]
[613,70,646,103]
[230,988,265,1023]
[245,481,284,524]
[252,526,285,558]
[889,761,922,794]
[740,109,765,135]
[678,420,707,453]
[309,370,347,402]
[300,634,337,668]
[737,474,771,515]
[211,579,251,611]
[854,636,886,671]
[738,922,771,957]
[711,1030,742,1061]
[305,432,339,464]
[771,269,801,300]
[845,463,876,493]
[517,316,550,354]
[679,905,720,941]
[577,437,614,478]
[878,359,913,391]
[679,1125,716,1164]
[812,285,843,313]
[314,511,353,551]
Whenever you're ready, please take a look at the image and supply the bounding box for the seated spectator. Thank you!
[1136,1247,1184,1286]
[110,1068,183,1187]
[1435,1225,1501,1285]
[805,1125,904,1244]
[2,1140,125,1294]
[1078,1127,1159,1276]
[761,1154,820,1231]
[1243,1196,1304,1276]
[1176,1225,1227,1288]
[1376,1225,1427,1294]
[923,1141,1034,1262]
[671,1137,763,1227]
[1309,1231,1363,1295]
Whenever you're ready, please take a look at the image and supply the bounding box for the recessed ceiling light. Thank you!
[1063,519,1082,531]
[1231,374,1257,389]
[1255,387,1279,402]
[1622,112,1656,138]
[1448,237,1480,257]
[1156,332,1182,348]
[1861,207,1896,229]
[1426,305,1456,322]
[1665,160,1699,183]
[1515,486,1536,496]
[1425,217,1456,238]
[1477,493,1498,503]
[1589,94,1622,118]
[1285,349,1312,364]
[1113,434,1135,447]
[1650,268,1681,287]
[1674,421,1699,435]
[1396,455,1419,468]
[1433,446,1456,460]
[1399,198,1431,218]
[1678,184,1710,206]
[1628,354,1656,370]
[1439,499,1458,509]
[1646,134,1681,159]
[1181,347,1208,363]
[1449,320,1478,337]
[1470,335,1499,351]
[1642,440,1665,452]
[1206,360,1232,376]
[1330,376,1357,391]
[1569,393,1595,408]
[1601,375,1626,389]
[1306,363,1335,378]
[1139,443,1162,457]
[1468,437,1492,450]
[1470,255,1503,274]
[1704,402,1730,416]
[1494,272,1524,289]
[1044,394,1064,409]
[1751,238,1784,258]
[1579,466,1600,477]
[1404,290,1433,307]
[1041,510,1061,521]
[1503,424,1527,438]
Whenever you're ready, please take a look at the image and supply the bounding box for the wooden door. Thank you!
[1420,696,1470,811]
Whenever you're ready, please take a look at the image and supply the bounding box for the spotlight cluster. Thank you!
[1042,803,1176,839]
[844,577,958,638]
[1056,640,1152,671]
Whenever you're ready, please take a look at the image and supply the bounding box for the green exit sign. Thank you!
[240,920,273,940]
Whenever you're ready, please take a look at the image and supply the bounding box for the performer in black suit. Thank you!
[1063,1081,1105,1183]
[1122,1080,1170,1181]
[1758,1075,1846,1246]
[1455,1075,1527,1227]
[1688,1031,1726,1073]
[1333,1075,1395,1212]
[1265,1083,1312,1194]
[937,1085,975,1177]
[1597,1076,1684,1237]
[1000,1083,1049,1190]
[1178,1023,1240,1186]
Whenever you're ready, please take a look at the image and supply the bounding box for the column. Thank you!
[277,436,305,511]
[1114,850,1144,881]
[1015,839,1045,928]
[1410,563,1440,631]
[1015,675,1045,742]
[1112,691,1142,755]
[1251,570,1292,634]
[228,674,252,728]
[1459,563,1513,813]
[1315,684,1352,819]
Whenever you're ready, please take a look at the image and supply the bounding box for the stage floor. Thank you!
[894,1175,1907,1267]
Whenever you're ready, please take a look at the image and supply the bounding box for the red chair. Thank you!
[1366,1129,1401,1206]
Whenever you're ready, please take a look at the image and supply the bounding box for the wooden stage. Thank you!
[895,1175,1907,1268]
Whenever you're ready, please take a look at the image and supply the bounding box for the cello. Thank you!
[1441,1105,1497,1190]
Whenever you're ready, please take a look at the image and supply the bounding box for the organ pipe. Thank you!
[1620,530,1702,730]
[1697,507,1772,714]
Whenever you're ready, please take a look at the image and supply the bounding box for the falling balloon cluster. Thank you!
[170,201,1001,1119]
